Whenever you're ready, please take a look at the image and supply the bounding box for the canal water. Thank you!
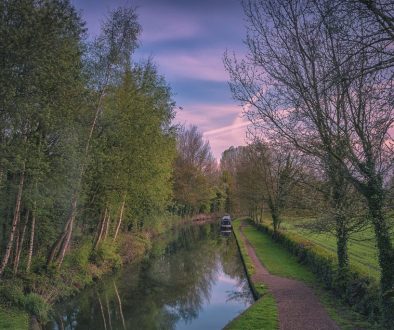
[46,223,253,330]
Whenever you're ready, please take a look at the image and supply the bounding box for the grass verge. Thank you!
[225,219,278,330]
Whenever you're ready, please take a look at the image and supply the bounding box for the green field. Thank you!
[277,213,394,280]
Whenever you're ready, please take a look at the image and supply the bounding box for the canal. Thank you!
[45,222,253,329]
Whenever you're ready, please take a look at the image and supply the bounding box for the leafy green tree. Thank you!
[0,0,86,276]
[173,126,216,217]
[83,63,176,247]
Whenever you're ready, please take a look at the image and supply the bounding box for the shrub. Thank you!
[67,241,93,270]
[118,232,151,264]
[90,240,122,271]
[0,280,50,322]
[0,281,25,307]
[23,293,50,322]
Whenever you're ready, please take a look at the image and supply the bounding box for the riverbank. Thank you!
[227,218,376,330]
[0,214,220,329]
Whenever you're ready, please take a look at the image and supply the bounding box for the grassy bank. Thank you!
[227,218,376,330]
[225,219,278,330]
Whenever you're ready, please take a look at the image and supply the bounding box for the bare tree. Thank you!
[246,141,301,232]
[225,0,394,324]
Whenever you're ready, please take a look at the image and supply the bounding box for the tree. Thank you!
[83,63,176,246]
[0,0,86,276]
[247,141,301,232]
[47,6,142,267]
[173,126,216,216]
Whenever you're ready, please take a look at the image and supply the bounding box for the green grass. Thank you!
[280,214,394,280]
[0,305,29,330]
[227,219,278,330]
[225,293,277,330]
[242,224,316,284]
[233,218,376,330]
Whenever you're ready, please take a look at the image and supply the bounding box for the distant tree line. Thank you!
[224,0,394,326]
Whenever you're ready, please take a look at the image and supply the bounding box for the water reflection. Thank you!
[46,223,253,330]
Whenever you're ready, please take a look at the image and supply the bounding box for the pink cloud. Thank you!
[175,103,248,159]
[205,115,249,159]
[155,51,230,82]
[175,103,241,131]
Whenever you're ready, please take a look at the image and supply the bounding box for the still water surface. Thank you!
[46,223,253,330]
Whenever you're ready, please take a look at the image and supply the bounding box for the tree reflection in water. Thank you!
[46,223,253,330]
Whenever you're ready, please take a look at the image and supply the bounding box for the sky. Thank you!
[72,0,249,160]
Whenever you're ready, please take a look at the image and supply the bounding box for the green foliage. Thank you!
[0,281,25,307]
[90,241,122,270]
[172,125,217,217]
[23,293,49,322]
[0,280,50,323]
[68,241,93,270]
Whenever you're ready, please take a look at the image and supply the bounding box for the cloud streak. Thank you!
[154,51,230,82]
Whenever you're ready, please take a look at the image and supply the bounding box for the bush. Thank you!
[67,241,93,270]
[90,240,122,271]
[0,280,50,322]
[252,219,381,323]
[0,281,25,307]
[118,232,151,264]
[23,293,50,322]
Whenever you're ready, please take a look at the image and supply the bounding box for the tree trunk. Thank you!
[47,221,70,266]
[104,214,110,240]
[94,208,108,250]
[271,206,280,233]
[113,195,126,241]
[0,163,25,276]
[366,183,394,327]
[26,209,36,272]
[49,85,109,269]
[56,194,78,268]
[12,230,20,273]
[13,210,28,274]
[335,214,349,271]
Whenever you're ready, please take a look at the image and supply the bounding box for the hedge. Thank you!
[251,219,381,323]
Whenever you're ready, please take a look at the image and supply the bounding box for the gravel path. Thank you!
[239,223,339,330]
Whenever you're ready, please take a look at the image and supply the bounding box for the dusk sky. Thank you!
[72,0,249,159]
